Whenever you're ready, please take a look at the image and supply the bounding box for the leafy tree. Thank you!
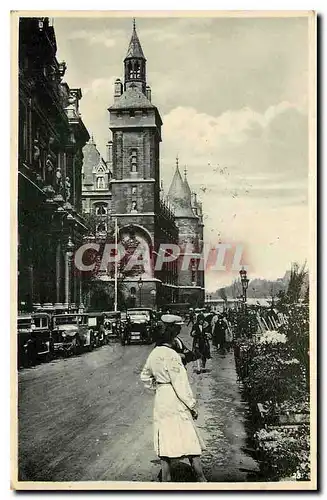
[276,262,309,312]
[219,287,228,304]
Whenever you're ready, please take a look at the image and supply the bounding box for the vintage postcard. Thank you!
[11,10,317,490]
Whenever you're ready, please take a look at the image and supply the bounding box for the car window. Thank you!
[18,319,31,329]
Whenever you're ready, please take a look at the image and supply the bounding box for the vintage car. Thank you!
[51,314,95,356]
[17,313,52,367]
[86,312,108,347]
[17,315,34,367]
[122,308,157,345]
[102,311,122,340]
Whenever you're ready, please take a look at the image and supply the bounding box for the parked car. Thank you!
[87,312,107,347]
[17,315,34,368]
[17,313,53,368]
[32,312,53,359]
[51,313,95,356]
[123,308,157,345]
[102,311,122,340]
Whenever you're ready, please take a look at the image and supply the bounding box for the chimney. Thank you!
[114,78,123,101]
[146,85,151,102]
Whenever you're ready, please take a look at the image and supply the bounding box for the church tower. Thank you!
[108,20,176,308]
[167,160,204,307]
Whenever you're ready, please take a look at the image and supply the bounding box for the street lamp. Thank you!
[239,267,249,304]
[138,276,143,307]
[150,289,156,310]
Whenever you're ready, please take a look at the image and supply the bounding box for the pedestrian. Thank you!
[172,335,201,367]
[140,314,206,482]
[212,313,226,351]
[211,313,218,344]
[187,308,195,326]
[224,316,233,350]
[190,314,211,373]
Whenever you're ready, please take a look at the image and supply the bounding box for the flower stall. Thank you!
[232,291,310,481]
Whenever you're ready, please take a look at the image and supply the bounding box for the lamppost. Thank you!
[150,289,156,310]
[65,236,74,312]
[239,267,249,304]
[138,276,143,307]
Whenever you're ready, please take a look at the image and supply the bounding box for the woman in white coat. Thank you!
[140,314,206,482]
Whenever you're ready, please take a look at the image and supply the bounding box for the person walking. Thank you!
[211,313,218,346]
[213,313,227,352]
[223,315,233,351]
[190,314,211,373]
[187,308,196,326]
[172,335,201,367]
[140,314,206,482]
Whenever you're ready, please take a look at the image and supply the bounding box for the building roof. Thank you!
[167,163,196,218]
[82,138,109,186]
[109,84,155,110]
[125,22,146,60]
[184,175,193,200]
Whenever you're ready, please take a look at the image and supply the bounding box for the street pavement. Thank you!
[18,326,259,483]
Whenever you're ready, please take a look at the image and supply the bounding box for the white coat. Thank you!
[140,345,205,458]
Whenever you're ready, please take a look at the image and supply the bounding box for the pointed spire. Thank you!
[125,19,145,60]
[184,170,193,201]
[167,160,195,218]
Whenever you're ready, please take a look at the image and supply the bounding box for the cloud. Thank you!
[161,102,308,184]
[162,101,304,155]
[53,16,310,286]
[67,29,119,48]
[159,102,309,286]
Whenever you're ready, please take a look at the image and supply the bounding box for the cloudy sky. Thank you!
[53,14,310,291]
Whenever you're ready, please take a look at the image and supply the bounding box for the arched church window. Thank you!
[129,149,138,173]
[130,287,136,296]
[131,201,138,213]
[96,222,107,233]
[95,204,107,216]
[128,61,133,79]
[135,62,141,78]
[96,176,105,189]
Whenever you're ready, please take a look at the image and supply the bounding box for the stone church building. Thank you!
[82,22,204,310]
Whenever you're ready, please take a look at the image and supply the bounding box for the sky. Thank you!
[53,14,310,291]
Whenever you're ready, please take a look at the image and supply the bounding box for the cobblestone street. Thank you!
[18,326,259,483]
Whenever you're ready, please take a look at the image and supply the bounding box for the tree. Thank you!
[82,213,128,310]
[219,287,228,309]
[276,262,309,312]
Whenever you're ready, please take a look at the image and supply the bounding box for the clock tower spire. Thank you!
[124,19,147,94]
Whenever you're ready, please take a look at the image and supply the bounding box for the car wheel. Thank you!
[74,337,82,355]
[45,351,53,363]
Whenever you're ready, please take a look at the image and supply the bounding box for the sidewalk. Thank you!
[181,330,260,482]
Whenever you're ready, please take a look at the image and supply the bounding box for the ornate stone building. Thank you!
[82,22,205,309]
[18,17,90,313]
[167,161,205,306]
[82,137,112,235]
